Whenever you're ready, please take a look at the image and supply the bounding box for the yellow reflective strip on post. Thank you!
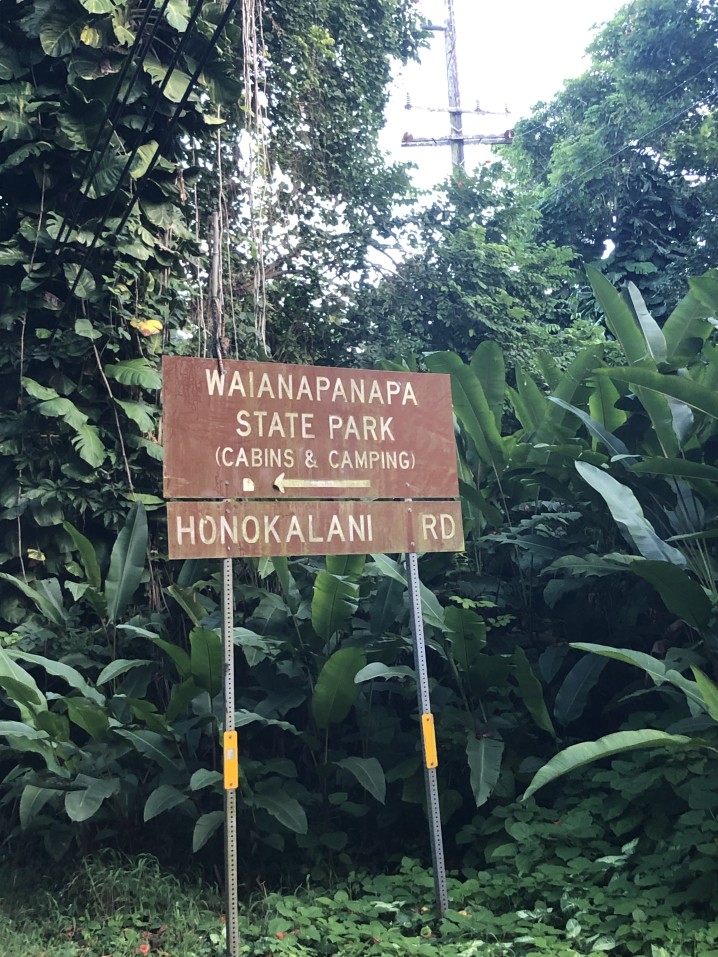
[421,713,438,769]
[224,730,239,790]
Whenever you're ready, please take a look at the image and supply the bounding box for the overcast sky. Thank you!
[381,0,627,185]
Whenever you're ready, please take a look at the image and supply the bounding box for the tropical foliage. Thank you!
[511,0,718,318]
[3,0,718,946]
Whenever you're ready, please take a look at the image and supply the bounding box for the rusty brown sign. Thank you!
[167,500,464,559]
[162,357,458,500]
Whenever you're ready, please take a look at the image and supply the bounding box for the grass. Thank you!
[2,853,718,956]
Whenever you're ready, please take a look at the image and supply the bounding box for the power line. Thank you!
[515,54,718,155]
[52,0,171,254]
[536,90,718,210]
[53,0,174,254]
[112,0,242,242]
[63,0,214,305]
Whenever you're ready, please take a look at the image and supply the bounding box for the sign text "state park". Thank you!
[163,358,458,500]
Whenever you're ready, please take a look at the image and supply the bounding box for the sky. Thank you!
[381,0,627,186]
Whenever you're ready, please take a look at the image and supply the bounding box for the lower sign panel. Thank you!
[167,500,464,559]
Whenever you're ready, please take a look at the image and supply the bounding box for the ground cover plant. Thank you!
[2,850,718,957]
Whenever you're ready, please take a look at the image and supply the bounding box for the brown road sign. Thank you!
[167,499,464,559]
[162,357,458,500]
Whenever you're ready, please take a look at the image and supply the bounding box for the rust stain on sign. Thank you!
[167,500,464,559]
[162,357,458,500]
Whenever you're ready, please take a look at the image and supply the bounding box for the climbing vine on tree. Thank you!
[0,0,245,570]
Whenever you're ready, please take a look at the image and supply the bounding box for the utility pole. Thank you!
[444,0,464,169]
[401,1,514,168]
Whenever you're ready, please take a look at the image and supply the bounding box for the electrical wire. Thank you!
[63,0,214,304]
[535,89,718,211]
[111,0,241,241]
[514,55,718,147]
[52,0,174,253]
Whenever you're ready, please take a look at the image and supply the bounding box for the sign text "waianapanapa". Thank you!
[163,358,458,500]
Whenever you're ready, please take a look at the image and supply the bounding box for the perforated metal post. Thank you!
[406,549,449,916]
[223,556,239,957]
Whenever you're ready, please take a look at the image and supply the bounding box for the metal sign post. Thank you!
[222,556,239,957]
[406,548,449,917]
[162,355,464,927]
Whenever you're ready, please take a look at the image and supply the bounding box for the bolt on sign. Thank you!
[163,357,459,501]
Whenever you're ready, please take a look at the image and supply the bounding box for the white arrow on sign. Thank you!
[273,472,372,494]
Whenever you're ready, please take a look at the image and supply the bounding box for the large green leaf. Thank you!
[10,650,104,706]
[354,663,415,683]
[114,729,179,772]
[512,647,556,739]
[193,810,224,851]
[0,573,67,628]
[445,606,486,679]
[96,659,152,685]
[19,784,60,830]
[369,576,405,635]
[39,8,86,57]
[130,141,159,180]
[599,365,718,420]
[691,668,718,723]
[36,397,87,430]
[326,554,366,577]
[165,678,203,724]
[469,340,505,431]
[115,399,156,434]
[311,647,366,729]
[167,584,206,627]
[426,351,505,473]
[588,374,627,434]
[104,359,162,390]
[248,789,307,834]
[71,424,106,467]
[553,655,607,726]
[234,711,301,734]
[626,282,666,362]
[62,521,101,590]
[141,632,191,678]
[587,265,678,454]
[164,0,191,31]
[629,561,711,632]
[189,769,223,791]
[538,344,603,443]
[688,271,718,312]
[369,554,446,631]
[79,0,115,12]
[548,397,629,458]
[142,55,193,103]
[523,730,693,800]
[336,756,386,804]
[0,720,48,740]
[570,643,707,713]
[630,458,718,483]
[575,461,686,565]
[311,573,359,640]
[513,363,545,433]
[65,698,109,739]
[105,503,147,622]
[144,784,189,822]
[63,262,96,299]
[466,735,503,808]
[663,284,712,361]
[587,265,647,362]
[189,627,222,697]
[65,775,119,823]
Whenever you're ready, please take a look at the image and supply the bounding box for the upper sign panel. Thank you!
[163,357,458,500]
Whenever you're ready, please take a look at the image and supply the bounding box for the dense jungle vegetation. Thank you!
[2,1,718,954]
